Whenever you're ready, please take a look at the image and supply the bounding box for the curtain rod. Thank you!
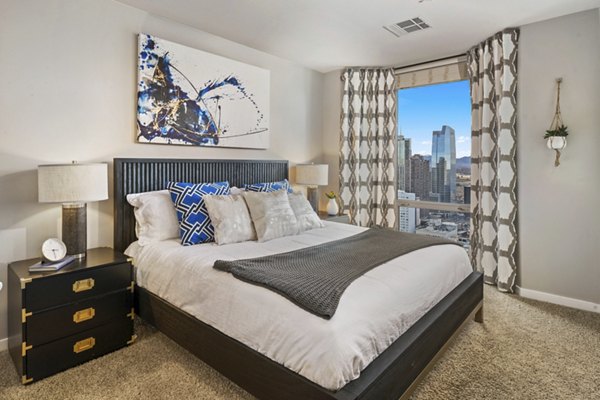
[393,53,466,73]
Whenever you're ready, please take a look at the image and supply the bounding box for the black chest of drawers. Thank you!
[7,247,135,384]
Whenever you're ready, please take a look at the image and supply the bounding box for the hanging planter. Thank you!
[544,78,568,167]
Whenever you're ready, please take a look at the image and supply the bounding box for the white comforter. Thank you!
[126,222,472,390]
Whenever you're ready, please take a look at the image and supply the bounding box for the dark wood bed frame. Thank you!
[113,158,483,400]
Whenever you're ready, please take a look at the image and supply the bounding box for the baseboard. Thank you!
[515,286,599,313]
[0,337,7,352]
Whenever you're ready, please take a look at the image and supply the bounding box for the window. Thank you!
[396,63,471,249]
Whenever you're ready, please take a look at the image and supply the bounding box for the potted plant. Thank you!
[324,191,339,216]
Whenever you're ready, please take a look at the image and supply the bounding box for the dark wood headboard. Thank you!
[113,158,289,252]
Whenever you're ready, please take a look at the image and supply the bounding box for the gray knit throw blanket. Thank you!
[214,228,459,319]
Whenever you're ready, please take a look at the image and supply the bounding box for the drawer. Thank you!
[25,263,132,312]
[25,318,134,382]
[26,290,133,346]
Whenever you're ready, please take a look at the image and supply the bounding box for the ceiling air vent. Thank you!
[384,17,431,37]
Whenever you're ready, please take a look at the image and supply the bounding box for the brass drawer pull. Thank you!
[72,278,95,293]
[73,307,95,323]
[73,337,96,354]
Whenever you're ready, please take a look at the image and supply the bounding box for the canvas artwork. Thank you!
[136,34,270,149]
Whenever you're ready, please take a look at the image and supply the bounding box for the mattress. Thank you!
[126,222,472,390]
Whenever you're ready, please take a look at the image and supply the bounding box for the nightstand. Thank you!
[7,247,135,384]
[318,212,350,224]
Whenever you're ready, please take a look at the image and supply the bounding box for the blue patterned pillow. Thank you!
[167,181,230,246]
[244,179,292,193]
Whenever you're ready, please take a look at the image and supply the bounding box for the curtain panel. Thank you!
[467,28,519,292]
[339,68,398,229]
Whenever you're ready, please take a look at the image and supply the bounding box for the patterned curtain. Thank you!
[467,29,519,292]
[339,68,397,229]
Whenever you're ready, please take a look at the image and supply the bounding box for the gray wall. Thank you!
[517,9,600,304]
[0,0,325,344]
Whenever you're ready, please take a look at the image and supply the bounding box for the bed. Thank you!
[114,158,483,400]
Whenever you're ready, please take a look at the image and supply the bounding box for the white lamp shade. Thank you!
[296,164,328,186]
[38,163,108,203]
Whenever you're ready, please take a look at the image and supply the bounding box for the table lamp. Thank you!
[296,164,328,211]
[38,162,108,258]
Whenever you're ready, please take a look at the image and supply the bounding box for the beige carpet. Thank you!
[1,286,598,400]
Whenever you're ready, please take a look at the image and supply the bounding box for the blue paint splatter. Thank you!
[136,35,264,146]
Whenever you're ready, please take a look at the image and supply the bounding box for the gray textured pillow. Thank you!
[204,194,257,245]
[243,190,299,242]
[288,192,324,232]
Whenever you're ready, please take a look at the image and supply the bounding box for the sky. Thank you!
[397,80,471,158]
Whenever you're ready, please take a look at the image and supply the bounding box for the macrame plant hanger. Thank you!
[549,78,564,167]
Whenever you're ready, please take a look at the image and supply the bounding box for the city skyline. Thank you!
[396,82,471,247]
[398,125,460,203]
[397,80,471,158]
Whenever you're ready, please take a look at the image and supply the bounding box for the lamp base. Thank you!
[307,187,318,212]
[62,203,87,259]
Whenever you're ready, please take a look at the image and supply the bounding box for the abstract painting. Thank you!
[136,34,270,149]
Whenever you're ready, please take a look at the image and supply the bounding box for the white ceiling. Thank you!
[116,0,600,73]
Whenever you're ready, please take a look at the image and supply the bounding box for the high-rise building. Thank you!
[430,125,457,203]
[397,135,412,191]
[463,185,471,205]
[431,157,447,202]
[398,191,417,233]
[410,154,431,201]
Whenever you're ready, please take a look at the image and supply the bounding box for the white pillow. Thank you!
[230,186,245,195]
[204,194,256,245]
[288,192,324,232]
[242,190,298,242]
[126,190,179,246]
